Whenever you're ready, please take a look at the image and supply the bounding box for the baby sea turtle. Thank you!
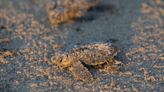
[47,0,100,26]
[51,43,119,82]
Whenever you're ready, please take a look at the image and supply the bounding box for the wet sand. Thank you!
[0,0,163,92]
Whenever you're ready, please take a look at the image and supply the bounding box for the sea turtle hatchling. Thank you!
[51,43,120,82]
[47,0,100,26]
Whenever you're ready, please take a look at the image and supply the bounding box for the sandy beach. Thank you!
[0,0,163,91]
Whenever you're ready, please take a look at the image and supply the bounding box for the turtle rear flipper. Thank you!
[69,61,93,82]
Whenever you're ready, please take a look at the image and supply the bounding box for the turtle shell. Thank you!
[70,43,118,65]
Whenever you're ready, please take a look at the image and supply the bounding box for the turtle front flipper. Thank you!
[69,61,93,82]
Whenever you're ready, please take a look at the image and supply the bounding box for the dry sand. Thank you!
[0,0,163,92]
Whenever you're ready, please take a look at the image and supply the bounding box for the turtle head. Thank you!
[111,47,119,57]
[51,54,72,69]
